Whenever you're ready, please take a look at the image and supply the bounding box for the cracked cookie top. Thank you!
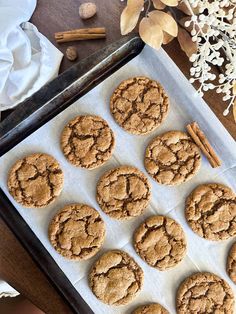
[132,303,169,314]
[176,272,235,314]
[227,242,236,284]
[145,131,201,185]
[110,76,169,135]
[134,216,186,271]
[48,204,105,260]
[61,115,115,169]
[185,183,236,240]
[96,166,151,220]
[8,153,64,208]
[89,250,143,305]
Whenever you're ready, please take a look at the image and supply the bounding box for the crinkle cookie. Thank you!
[96,166,151,220]
[8,153,64,208]
[89,250,143,305]
[132,303,169,314]
[110,76,169,135]
[134,216,186,270]
[61,115,115,169]
[176,272,235,314]
[49,204,105,260]
[227,242,236,284]
[145,131,201,185]
[185,183,236,240]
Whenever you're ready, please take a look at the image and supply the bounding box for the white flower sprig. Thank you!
[183,0,236,116]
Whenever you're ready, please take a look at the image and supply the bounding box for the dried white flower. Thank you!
[183,0,236,115]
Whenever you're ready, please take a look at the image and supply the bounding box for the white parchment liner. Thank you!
[0,45,236,313]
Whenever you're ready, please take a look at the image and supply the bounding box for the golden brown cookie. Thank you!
[185,183,236,241]
[49,204,105,260]
[227,242,236,284]
[61,115,115,169]
[89,250,143,305]
[134,216,186,271]
[145,131,201,185]
[176,272,235,314]
[110,76,169,135]
[96,166,151,220]
[8,153,64,208]
[132,303,169,314]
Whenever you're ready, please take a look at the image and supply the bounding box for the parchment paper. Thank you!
[0,45,236,314]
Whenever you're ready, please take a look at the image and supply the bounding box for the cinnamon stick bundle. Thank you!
[55,27,106,43]
[186,121,221,168]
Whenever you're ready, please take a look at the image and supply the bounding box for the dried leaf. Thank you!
[163,31,174,44]
[160,0,178,6]
[120,0,144,35]
[139,16,163,49]
[152,0,166,10]
[148,10,178,37]
[233,82,236,95]
[177,26,197,58]
[233,100,236,123]
[176,2,192,15]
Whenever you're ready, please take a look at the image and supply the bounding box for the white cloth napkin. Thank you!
[0,281,19,298]
[0,0,63,110]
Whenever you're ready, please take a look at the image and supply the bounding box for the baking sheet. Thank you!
[0,45,236,313]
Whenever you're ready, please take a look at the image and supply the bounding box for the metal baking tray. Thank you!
[0,35,144,314]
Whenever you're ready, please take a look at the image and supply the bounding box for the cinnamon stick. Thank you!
[186,121,221,168]
[55,27,106,37]
[55,27,106,43]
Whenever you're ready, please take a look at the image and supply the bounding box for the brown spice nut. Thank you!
[176,272,235,314]
[66,46,78,61]
[79,2,97,19]
[89,250,144,305]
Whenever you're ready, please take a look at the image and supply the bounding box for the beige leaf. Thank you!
[152,0,166,10]
[233,100,236,123]
[160,0,179,6]
[139,16,163,50]
[120,0,144,35]
[233,82,236,95]
[177,26,198,58]
[163,31,174,44]
[148,10,178,37]
[177,2,192,15]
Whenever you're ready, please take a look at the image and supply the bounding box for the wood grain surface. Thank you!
[0,0,235,313]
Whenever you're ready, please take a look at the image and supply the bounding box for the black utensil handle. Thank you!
[0,35,144,156]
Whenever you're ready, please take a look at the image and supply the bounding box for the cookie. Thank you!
[176,272,235,314]
[8,153,63,208]
[110,76,169,135]
[145,131,201,185]
[132,303,169,314]
[185,183,236,240]
[89,250,143,305]
[49,204,105,260]
[134,216,186,270]
[227,242,236,284]
[61,115,115,169]
[96,166,151,220]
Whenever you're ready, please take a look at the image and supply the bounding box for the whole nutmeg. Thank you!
[66,46,78,61]
[79,2,97,19]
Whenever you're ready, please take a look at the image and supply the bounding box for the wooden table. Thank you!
[0,1,235,313]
